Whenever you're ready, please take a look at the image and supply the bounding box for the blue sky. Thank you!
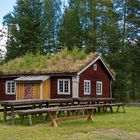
[0,0,16,28]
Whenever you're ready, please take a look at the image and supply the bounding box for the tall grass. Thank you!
[1,48,88,74]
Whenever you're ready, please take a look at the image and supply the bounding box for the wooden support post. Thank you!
[122,106,126,113]
[45,113,49,120]
[49,111,58,127]
[11,106,15,125]
[97,107,100,112]
[29,115,32,126]
[3,106,7,125]
[109,106,113,113]
[87,109,93,122]
[70,110,76,116]
[21,115,24,125]
[116,106,120,112]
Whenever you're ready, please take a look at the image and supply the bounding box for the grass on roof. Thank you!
[0,48,97,74]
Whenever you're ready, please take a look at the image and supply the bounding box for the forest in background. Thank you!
[0,0,140,101]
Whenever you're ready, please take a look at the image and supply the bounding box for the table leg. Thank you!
[11,106,15,125]
[49,111,58,127]
[3,106,7,125]
[87,109,93,122]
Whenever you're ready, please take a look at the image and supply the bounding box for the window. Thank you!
[6,81,16,95]
[58,79,70,95]
[84,80,91,95]
[96,81,102,95]
[93,64,97,71]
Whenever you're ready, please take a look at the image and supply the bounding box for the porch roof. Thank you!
[14,75,50,83]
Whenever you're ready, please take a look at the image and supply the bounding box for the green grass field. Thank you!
[0,106,140,140]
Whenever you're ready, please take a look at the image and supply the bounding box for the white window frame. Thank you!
[93,64,97,71]
[5,81,16,95]
[96,81,102,95]
[57,79,70,95]
[84,80,91,95]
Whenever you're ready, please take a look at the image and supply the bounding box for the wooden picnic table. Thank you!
[0,97,115,125]
[46,98,73,107]
[73,98,115,105]
[0,98,73,125]
[0,99,47,125]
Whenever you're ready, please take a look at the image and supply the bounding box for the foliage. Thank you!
[3,53,48,73]
[1,50,91,74]
[50,53,59,64]
[71,47,86,61]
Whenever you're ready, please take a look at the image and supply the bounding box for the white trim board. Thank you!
[77,56,115,80]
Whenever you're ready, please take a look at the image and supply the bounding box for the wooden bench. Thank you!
[17,106,96,127]
[0,105,34,113]
[95,103,126,113]
[108,102,126,113]
[78,103,126,113]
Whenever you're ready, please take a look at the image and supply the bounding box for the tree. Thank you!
[59,0,82,50]
[3,0,43,60]
[42,0,62,54]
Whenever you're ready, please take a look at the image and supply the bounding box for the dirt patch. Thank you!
[68,128,140,140]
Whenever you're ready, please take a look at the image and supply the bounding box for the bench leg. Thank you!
[103,106,107,112]
[11,107,15,125]
[109,106,113,113]
[116,106,120,112]
[45,113,49,120]
[3,106,7,125]
[122,106,126,113]
[21,115,24,125]
[97,107,100,112]
[116,105,126,113]
[87,109,93,122]
[49,111,58,127]
[70,110,76,116]
[29,115,32,126]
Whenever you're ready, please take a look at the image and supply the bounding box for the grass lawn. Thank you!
[0,106,140,140]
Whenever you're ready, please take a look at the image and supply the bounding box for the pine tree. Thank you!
[42,0,62,54]
[3,0,43,60]
[59,0,82,50]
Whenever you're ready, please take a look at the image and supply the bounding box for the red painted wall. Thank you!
[79,59,112,98]
[0,77,16,101]
[50,76,72,99]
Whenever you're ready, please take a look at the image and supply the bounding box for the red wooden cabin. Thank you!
[0,53,115,100]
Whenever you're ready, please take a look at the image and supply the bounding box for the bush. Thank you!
[71,47,86,61]
[61,48,68,58]
[50,53,59,64]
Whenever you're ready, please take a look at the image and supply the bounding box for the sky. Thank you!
[0,0,16,28]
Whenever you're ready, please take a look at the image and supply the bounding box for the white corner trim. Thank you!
[72,76,79,98]
[77,56,115,80]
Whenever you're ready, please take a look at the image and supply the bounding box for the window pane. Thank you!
[58,80,70,94]
[64,81,69,93]
[59,81,63,92]
[7,81,15,94]
[84,80,90,94]
[7,83,11,93]
[96,82,102,95]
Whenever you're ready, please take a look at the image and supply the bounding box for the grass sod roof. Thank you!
[0,50,98,75]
